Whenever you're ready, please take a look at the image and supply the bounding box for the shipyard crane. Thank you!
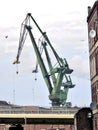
[13,13,75,106]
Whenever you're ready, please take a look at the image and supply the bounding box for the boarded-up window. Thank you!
[95,49,98,74]
[90,54,96,79]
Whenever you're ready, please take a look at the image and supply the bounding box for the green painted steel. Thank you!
[13,13,75,106]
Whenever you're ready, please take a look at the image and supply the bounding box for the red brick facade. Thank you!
[87,1,98,130]
[0,124,74,130]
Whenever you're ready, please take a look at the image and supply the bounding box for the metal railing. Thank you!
[0,106,79,114]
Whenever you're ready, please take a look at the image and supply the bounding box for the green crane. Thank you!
[13,13,75,106]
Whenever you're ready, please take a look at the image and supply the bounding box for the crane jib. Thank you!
[13,13,75,106]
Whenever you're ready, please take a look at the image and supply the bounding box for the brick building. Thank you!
[0,101,76,130]
[0,124,74,130]
[87,1,98,130]
[9,124,73,130]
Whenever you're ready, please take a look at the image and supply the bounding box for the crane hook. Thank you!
[16,64,19,74]
[16,71,19,74]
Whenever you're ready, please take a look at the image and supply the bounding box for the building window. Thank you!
[95,49,98,74]
[90,55,96,79]
[94,19,98,42]
[97,83,98,104]
[92,85,97,104]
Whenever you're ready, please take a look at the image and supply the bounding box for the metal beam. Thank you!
[0,113,74,124]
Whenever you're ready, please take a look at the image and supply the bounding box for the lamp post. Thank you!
[24,117,27,130]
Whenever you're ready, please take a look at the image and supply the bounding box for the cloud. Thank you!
[41,16,90,81]
[43,17,88,50]
[0,0,93,106]
[69,55,90,80]
[13,14,90,82]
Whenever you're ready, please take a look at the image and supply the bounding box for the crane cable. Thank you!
[15,15,31,74]
[32,36,44,80]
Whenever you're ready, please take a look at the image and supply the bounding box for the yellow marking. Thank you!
[91,75,98,85]
[93,108,98,114]
[0,114,74,119]
[89,41,98,56]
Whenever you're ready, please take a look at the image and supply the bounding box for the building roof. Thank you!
[87,0,98,22]
[0,101,9,106]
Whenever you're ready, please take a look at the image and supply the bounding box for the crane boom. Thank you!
[25,25,52,94]
[13,13,75,106]
[29,13,64,67]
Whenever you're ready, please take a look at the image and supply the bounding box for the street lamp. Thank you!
[89,29,96,38]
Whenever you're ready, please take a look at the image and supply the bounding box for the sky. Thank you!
[0,0,95,107]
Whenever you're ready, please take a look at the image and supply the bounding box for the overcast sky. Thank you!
[0,0,95,107]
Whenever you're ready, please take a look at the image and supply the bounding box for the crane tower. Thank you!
[13,13,75,106]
